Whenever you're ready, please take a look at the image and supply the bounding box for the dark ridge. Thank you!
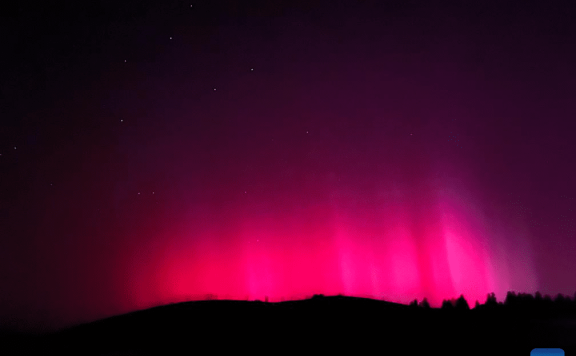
[2,293,574,355]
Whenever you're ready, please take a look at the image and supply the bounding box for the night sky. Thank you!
[1,0,575,332]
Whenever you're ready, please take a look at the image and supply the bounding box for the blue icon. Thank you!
[531,349,564,356]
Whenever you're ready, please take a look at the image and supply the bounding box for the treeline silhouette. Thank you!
[215,290,576,315]
[406,291,576,317]
[3,291,576,355]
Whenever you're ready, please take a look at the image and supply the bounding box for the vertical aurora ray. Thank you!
[128,174,539,310]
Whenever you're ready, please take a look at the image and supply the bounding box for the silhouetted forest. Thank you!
[405,290,576,318]
[2,291,576,356]
[439,291,576,317]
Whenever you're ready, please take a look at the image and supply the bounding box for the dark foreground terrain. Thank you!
[2,295,576,355]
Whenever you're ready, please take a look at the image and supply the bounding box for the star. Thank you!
[120,119,123,122]
[169,37,172,40]
[14,147,16,149]
[306,131,309,134]
[251,68,254,71]
[152,192,155,194]
[138,192,140,195]
[213,88,217,91]
[124,60,127,63]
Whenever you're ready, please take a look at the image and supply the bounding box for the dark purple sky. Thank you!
[1,0,575,332]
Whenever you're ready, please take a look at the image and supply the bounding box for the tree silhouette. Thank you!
[485,292,498,308]
[419,298,430,309]
[554,293,566,303]
[441,299,455,310]
[535,291,543,301]
[455,295,470,311]
[504,291,518,309]
[516,292,535,315]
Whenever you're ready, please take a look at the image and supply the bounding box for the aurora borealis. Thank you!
[1,0,575,332]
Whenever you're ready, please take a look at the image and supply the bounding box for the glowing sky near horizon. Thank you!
[129,169,530,311]
[1,0,575,332]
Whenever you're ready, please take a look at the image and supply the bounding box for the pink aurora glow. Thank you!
[123,181,536,311]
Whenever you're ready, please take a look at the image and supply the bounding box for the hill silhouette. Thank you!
[2,293,576,355]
